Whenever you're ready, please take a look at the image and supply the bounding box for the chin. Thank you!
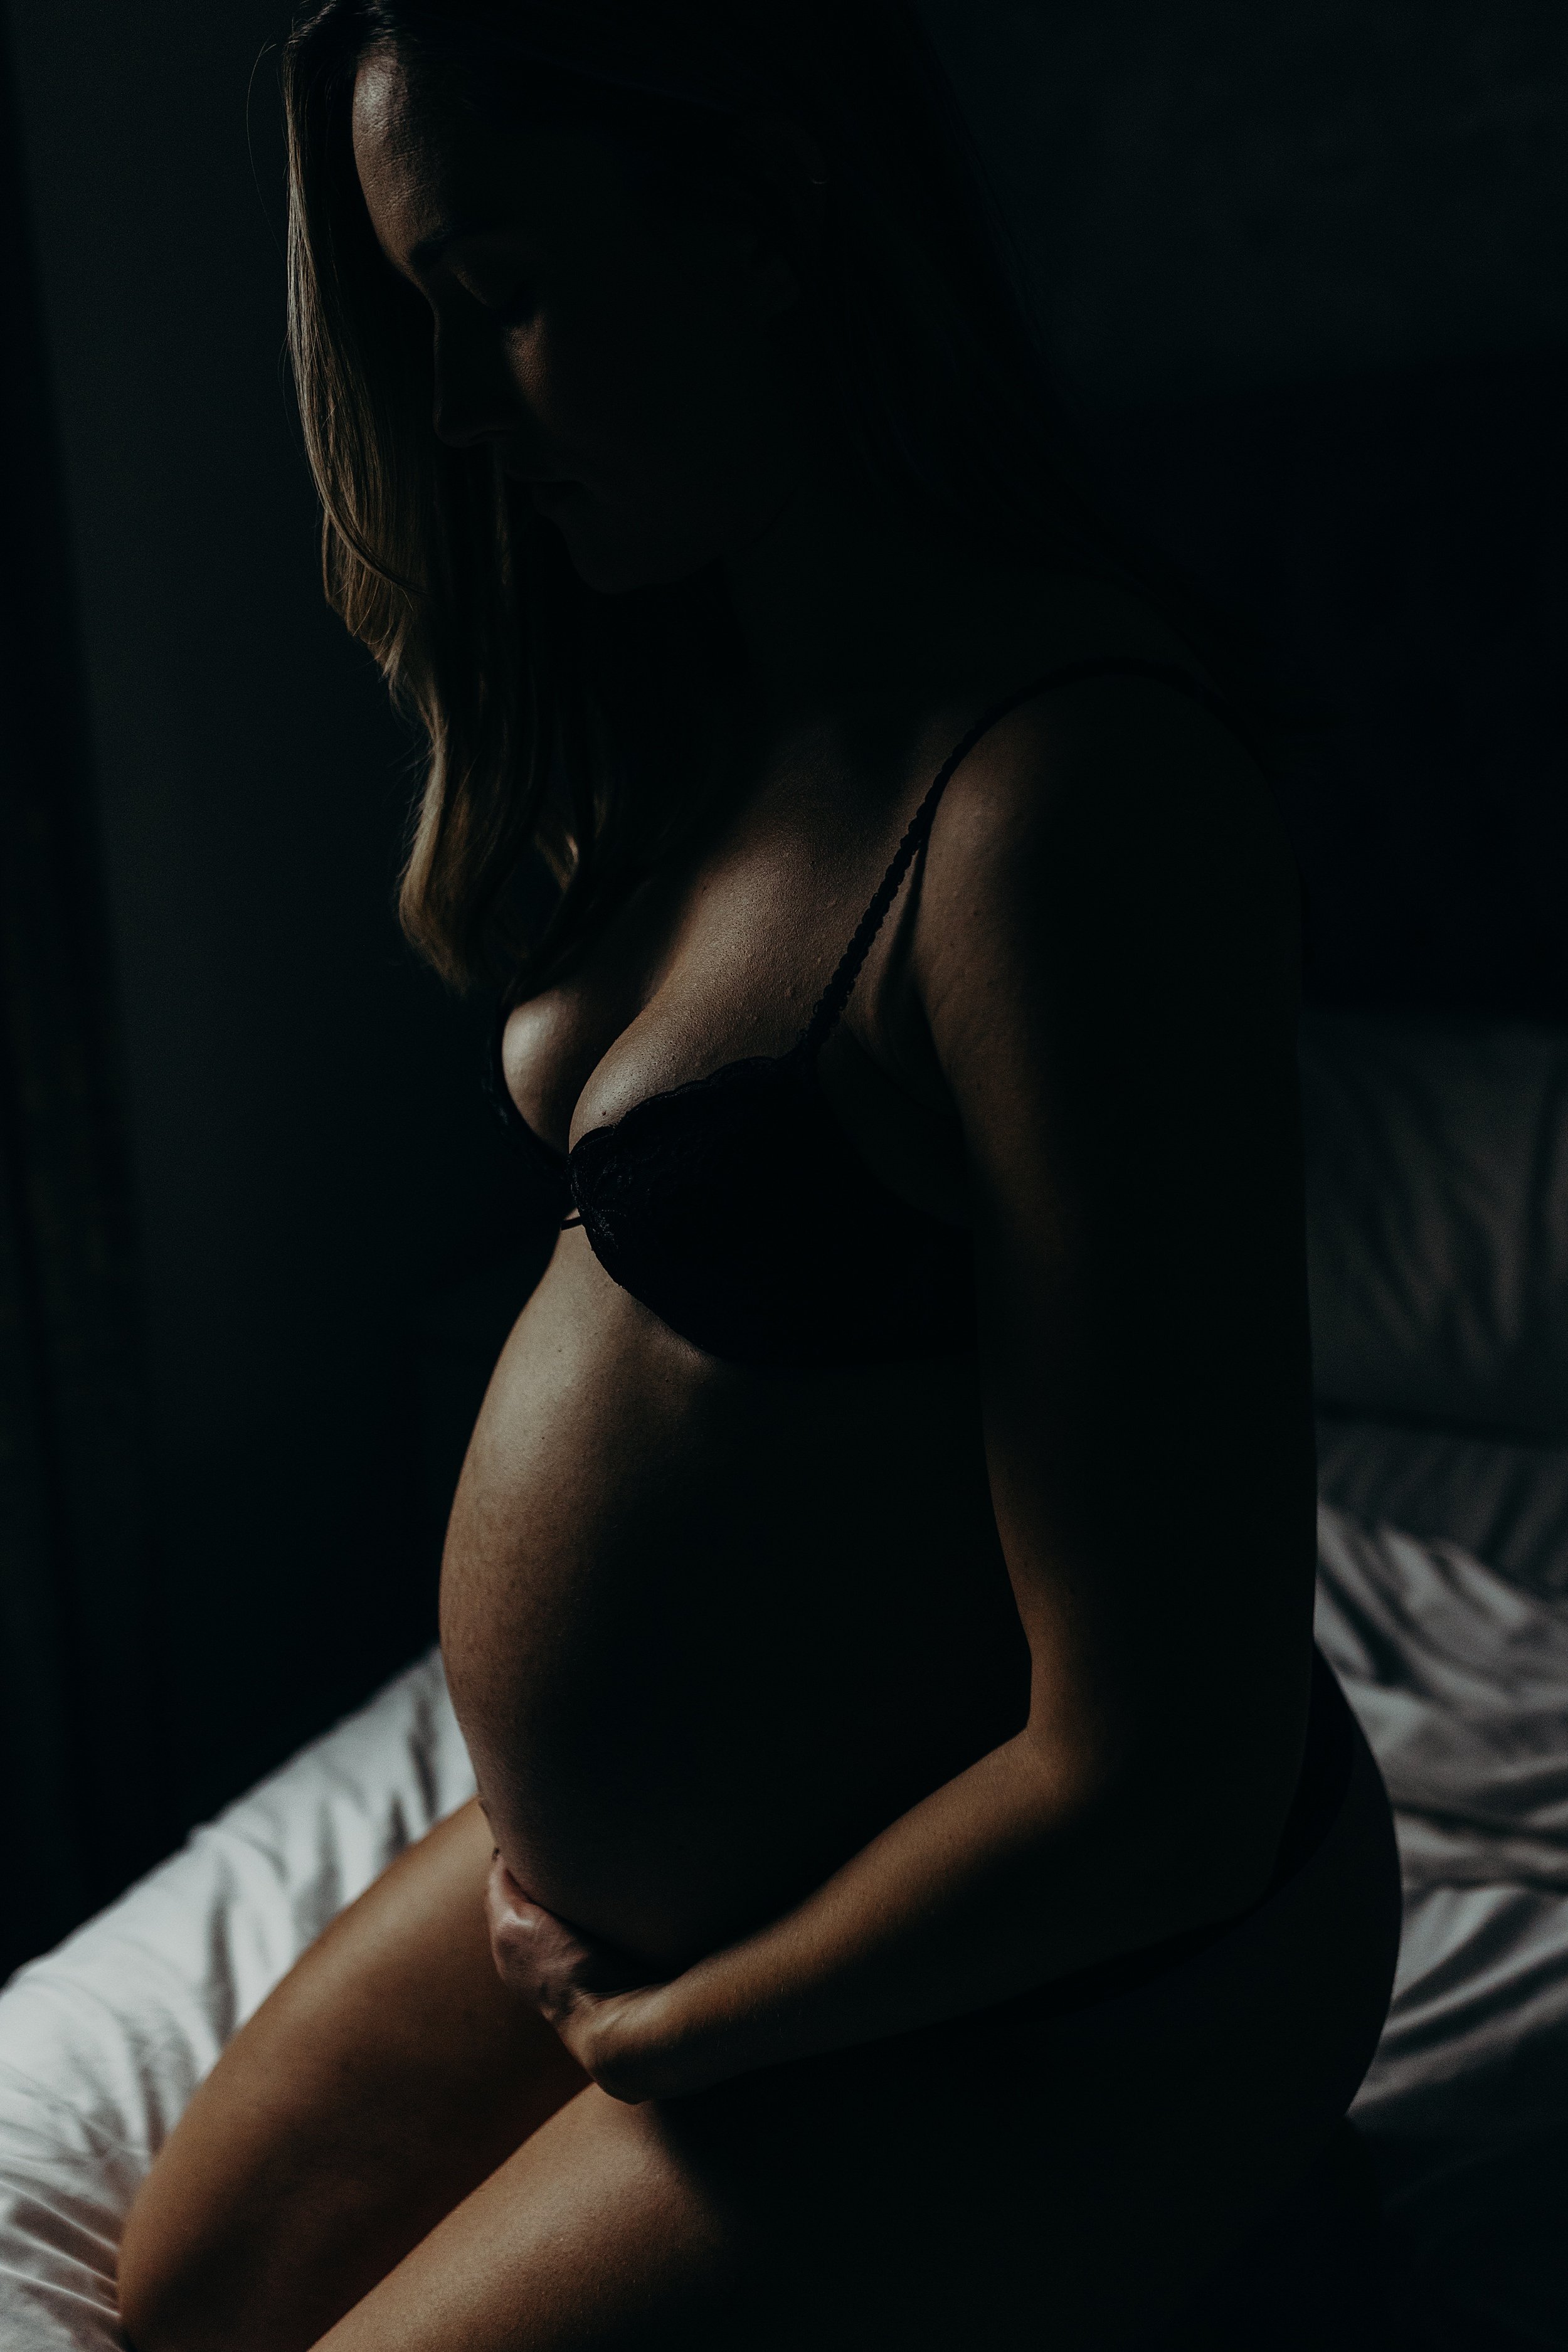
[552,501,736,598]
[562,534,712,597]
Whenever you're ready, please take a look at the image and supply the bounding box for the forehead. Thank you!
[350,45,629,260]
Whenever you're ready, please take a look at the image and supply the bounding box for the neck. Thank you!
[718,470,1019,724]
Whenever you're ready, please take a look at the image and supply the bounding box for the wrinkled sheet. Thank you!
[0,1653,476,2352]
[1300,1009,1568,1444]
[1319,1506,1568,1894]
[1318,1412,1568,1603]
[1318,1503,1568,2350]
[3,1508,1567,2351]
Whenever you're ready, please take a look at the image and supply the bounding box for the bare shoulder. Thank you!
[913,655,1301,1067]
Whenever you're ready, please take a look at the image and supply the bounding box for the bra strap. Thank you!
[798,657,1235,1056]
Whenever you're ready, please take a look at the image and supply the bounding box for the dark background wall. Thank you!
[3,0,534,1883]
[933,0,1568,401]
[2,0,1564,1963]
[930,0,1568,1019]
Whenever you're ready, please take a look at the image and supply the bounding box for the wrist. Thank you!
[581,1980,723,2105]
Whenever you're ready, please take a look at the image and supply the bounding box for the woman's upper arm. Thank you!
[920,681,1317,1847]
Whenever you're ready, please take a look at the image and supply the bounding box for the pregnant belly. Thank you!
[439,1241,1029,1971]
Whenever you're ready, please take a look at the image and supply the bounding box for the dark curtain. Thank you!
[0,17,172,1979]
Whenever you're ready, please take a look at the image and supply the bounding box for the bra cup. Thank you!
[492,659,1237,1369]
[569,1052,975,1369]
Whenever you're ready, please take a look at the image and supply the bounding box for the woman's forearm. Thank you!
[603,1725,1279,2100]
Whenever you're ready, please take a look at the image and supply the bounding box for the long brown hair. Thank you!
[283,0,1245,995]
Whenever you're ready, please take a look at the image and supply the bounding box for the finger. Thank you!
[486,1853,545,1916]
[489,1887,549,1945]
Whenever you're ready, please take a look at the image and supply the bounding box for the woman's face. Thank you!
[352,46,811,593]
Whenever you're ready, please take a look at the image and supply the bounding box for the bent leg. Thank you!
[301,1705,1401,2352]
[119,1798,588,2352]
[304,1985,1369,2352]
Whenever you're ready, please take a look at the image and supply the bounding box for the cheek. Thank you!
[525,244,778,472]
[527,312,793,590]
[519,292,706,475]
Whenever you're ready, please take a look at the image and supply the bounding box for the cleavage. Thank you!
[500,801,965,1218]
[503,980,967,1227]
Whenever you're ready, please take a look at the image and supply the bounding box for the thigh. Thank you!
[119,1798,588,2352]
[302,2010,1343,2352]
[307,1739,1399,2352]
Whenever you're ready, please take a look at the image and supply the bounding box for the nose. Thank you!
[430,307,521,450]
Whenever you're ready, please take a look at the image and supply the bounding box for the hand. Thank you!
[484,1853,675,2103]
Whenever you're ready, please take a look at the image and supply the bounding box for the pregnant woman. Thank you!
[119,4,1400,2346]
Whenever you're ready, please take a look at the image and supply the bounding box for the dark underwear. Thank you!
[951,1649,1360,2037]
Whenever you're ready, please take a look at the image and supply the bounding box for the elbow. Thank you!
[1019,1718,1296,1941]
[1119,1799,1288,1948]
[1148,1771,1301,1933]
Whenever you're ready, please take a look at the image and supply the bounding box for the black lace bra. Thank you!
[490,659,1234,1370]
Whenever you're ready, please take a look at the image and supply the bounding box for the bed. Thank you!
[3,1006,1566,2352]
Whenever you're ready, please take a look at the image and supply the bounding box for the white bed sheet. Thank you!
[1316,1504,1568,2351]
[3,1505,1567,2352]
[0,1653,476,2352]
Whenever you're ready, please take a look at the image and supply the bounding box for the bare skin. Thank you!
[117,43,1397,2352]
